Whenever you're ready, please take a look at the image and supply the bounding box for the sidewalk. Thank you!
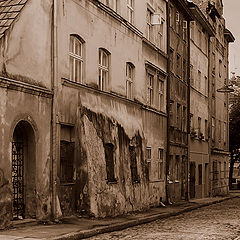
[1,192,240,240]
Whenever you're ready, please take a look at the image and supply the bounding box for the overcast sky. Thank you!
[223,0,240,77]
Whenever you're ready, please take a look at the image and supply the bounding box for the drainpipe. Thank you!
[51,0,58,220]
[166,0,170,204]
[186,19,191,201]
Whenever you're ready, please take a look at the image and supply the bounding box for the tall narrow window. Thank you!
[126,63,134,99]
[205,76,208,96]
[198,164,202,185]
[175,155,180,181]
[60,125,75,183]
[205,119,208,140]
[158,148,164,180]
[159,18,164,50]
[146,147,151,181]
[147,9,153,41]
[69,35,84,83]
[198,70,201,91]
[176,54,181,77]
[104,143,116,182]
[158,77,164,111]
[212,117,215,141]
[183,20,187,41]
[127,0,134,24]
[182,106,187,132]
[129,146,139,183]
[176,11,180,34]
[177,103,181,129]
[198,117,201,137]
[147,73,154,106]
[224,122,226,144]
[99,49,109,91]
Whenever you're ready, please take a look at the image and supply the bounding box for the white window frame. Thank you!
[176,11,180,34]
[158,77,164,111]
[147,8,153,41]
[127,0,134,24]
[69,35,84,83]
[99,49,109,91]
[158,148,164,180]
[126,63,134,99]
[147,73,154,106]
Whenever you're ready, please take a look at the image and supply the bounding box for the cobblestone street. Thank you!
[89,198,240,240]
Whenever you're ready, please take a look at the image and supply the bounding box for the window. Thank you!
[198,164,202,185]
[129,146,139,183]
[169,6,173,28]
[177,103,181,129]
[147,9,153,41]
[104,143,116,182]
[190,64,194,86]
[183,59,186,81]
[147,73,154,106]
[158,148,164,180]
[158,77,164,111]
[198,70,201,91]
[183,20,187,41]
[60,125,75,183]
[69,35,84,83]
[218,120,221,142]
[190,21,194,40]
[127,0,134,24]
[159,18,164,50]
[213,161,218,180]
[169,49,174,72]
[224,122,226,144]
[182,106,187,132]
[198,117,201,137]
[219,161,222,179]
[146,147,151,181]
[212,117,215,141]
[205,120,208,140]
[175,155,180,181]
[126,63,134,99]
[224,162,227,178]
[176,54,181,77]
[176,11,180,34]
[112,0,117,11]
[219,59,222,78]
[198,29,202,48]
[99,48,109,91]
[205,76,208,96]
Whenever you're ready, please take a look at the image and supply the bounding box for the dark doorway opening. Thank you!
[190,162,196,199]
[12,121,36,220]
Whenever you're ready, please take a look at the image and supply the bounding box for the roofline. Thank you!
[188,2,215,36]
[224,28,235,43]
[170,0,194,20]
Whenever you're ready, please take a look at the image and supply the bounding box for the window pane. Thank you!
[70,56,74,81]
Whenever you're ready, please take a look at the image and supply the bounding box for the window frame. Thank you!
[127,0,134,24]
[126,62,134,100]
[69,35,84,83]
[99,48,110,91]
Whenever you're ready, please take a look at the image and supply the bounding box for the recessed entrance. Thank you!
[12,120,36,220]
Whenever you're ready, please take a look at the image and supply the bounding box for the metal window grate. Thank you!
[12,141,24,220]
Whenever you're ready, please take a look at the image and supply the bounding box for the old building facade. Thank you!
[188,2,215,199]
[167,0,192,202]
[0,0,234,229]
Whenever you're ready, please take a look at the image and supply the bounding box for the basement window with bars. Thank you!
[60,125,75,183]
[104,143,117,183]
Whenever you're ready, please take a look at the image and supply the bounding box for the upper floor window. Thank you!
[99,48,110,91]
[147,8,153,41]
[69,35,84,83]
[158,77,164,111]
[183,20,187,41]
[127,0,134,24]
[176,11,180,34]
[126,62,134,99]
[103,0,118,11]
[147,73,154,106]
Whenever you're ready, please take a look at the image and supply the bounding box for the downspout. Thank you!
[51,0,58,220]
[186,18,191,201]
[166,0,170,204]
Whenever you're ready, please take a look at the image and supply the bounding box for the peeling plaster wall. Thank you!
[56,86,166,217]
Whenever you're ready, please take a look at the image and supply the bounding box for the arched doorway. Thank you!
[12,120,36,220]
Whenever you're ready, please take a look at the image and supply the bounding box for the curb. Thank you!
[49,195,239,240]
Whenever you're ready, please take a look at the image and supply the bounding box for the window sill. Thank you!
[106,180,118,184]
[60,182,75,186]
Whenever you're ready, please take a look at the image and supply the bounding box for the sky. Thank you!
[223,0,240,76]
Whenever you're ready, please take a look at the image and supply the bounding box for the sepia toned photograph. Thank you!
[0,0,239,239]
